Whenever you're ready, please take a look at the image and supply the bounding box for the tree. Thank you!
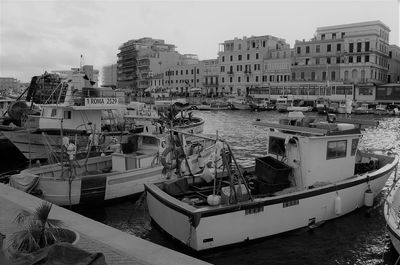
[8,201,66,255]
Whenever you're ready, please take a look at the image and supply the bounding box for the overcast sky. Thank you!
[1,0,399,83]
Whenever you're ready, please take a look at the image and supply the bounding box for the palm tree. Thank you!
[8,201,65,255]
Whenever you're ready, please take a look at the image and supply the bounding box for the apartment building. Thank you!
[388,45,400,83]
[292,21,390,86]
[117,38,180,92]
[102,64,117,87]
[218,35,289,96]
[263,46,293,84]
[202,59,219,95]
[164,54,204,95]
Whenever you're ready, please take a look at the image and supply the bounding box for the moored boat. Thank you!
[197,101,232,111]
[145,114,399,251]
[384,171,400,255]
[8,131,216,206]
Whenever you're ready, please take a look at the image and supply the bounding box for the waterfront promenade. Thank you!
[0,184,210,265]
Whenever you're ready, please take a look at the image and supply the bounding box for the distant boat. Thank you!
[228,97,251,110]
[197,101,232,111]
[146,115,398,251]
[249,98,275,111]
[353,103,371,115]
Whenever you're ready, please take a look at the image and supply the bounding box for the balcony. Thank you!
[227,71,234,75]
[244,70,252,74]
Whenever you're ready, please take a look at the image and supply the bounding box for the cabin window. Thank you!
[351,139,358,156]
[327,140,347,159]
[63,111,72,119]
[51,109,57,117]
[268,136,286,156]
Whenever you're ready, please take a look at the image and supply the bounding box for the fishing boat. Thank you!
[353,103,372,115]
[145,114,399,251]
[8,131,216,206]
[249,98,275,111]
[228,97,251,110]
[1,82,130,161]
[275,97,292,112]
[374,104,388,115]
[197,101,232,111]
[384,170,400,257]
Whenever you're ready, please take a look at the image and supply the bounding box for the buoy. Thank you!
[364,189,374,207]
[207,195,221,206]
[334,195,342,215]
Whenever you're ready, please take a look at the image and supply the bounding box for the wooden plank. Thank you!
[252,121,327,135]
[335,117,378,126]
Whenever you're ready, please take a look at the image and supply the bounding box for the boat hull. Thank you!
[384,176,400,254]
[146,157,398,251]
[231,102,250,110]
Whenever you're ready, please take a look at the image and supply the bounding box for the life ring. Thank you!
[161,145,177,170]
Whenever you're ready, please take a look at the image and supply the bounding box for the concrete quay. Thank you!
[0,184,211,265]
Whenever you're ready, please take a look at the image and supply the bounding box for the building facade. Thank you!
[102,64,118,88]
[202,59,219,95]
[292,21,390,85]
[218,35,289,96]
[388,45,400,83]
[117,38,180,92]
[263,47,293,84]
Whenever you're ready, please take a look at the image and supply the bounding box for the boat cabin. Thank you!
[255,116,377,189]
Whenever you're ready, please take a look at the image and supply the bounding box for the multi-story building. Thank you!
[102,64,118,88]
[117,38,180,92]
[164,54,204,95]
[202,59,219,95]
[263,46,293,84]
[292,21,390,86]
[218,35,289,96]
[52,65,99,90]
[388,45,400,83]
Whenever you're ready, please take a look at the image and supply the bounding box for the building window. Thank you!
[292,72,296,80]
[186,70,188,74]
[238,44,241,50]
[230,77,233,83]
[316,45,320,53]
[230,55,233,61]
[327,44,331,52]
[222,56,225,62]
[365,42,370,52]
[357,42,361,52]
[332,33,336,39]
[197,69,199,74]
[247,76,250,82]
[263,41,266,47]
[336,57,340,64]
[297,47,301,54]
[321,34,325,40]
[365,55,369,62]
[322,71,327,81]
[181,70,183,75]
[341,32,345,38]
[327,57,331,64]
[191,69,194,74]
[63,111,71,119]
[255,76,259,82]
[327,140,347,159]
[306,46,310,53]
[331,71,336,81]
[238,55,242,61]
[316,58,320,64]
[256,53,259,59]
[247,54,250,60]
[301,72,305,80]
[51,109,57,117]
[221,66,225,72]
[357,56,361,63]
[311,72,316,81]
[349,43,354,53]
[222,77,224,83]
[349,56,353,63]
[238,76,241,83]
[337,44,341,52]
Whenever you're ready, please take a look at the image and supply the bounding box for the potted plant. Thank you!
[7,201,79,258]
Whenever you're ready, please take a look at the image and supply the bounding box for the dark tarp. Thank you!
[12,242,107,265]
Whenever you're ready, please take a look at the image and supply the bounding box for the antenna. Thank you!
[80,54,85,69]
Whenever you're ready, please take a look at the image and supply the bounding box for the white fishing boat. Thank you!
[9,131,216,206]
[353,103,371,115]
[197,101,232,111]
[229,97,251,110]
[249,98,275,111]
[384,171,400,258]
[374,104,387,115]
[145,115,398,251]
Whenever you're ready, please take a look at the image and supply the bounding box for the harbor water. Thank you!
[2,110,400,265]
